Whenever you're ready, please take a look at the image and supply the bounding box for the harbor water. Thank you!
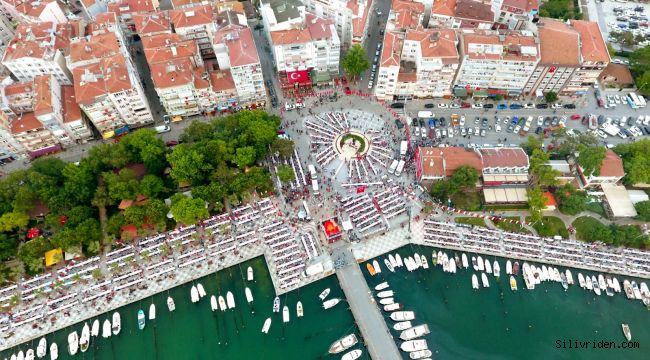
[363,244,649,360]
[1,256,366,360]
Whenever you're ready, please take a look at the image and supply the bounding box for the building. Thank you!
[388,0,425,33]
[133,11,172,37]
[578,149,625,188]
[304,0,372,48]
[598,63,635,89]
[107,0,159,38]
[150,58,202,116]
[259,0,305,37]
[601,183,638,218]
[8,112,60,157]
[0,0,67,25]
[493,0,538,30]
[375,31,402,100]
[478,147,529,185]
[169,5,217,59]
[524,18,580,96]
[0,10,14,45]
[453,30,539,97]
[565,20,609,94]
[77,0,108,20]
[546,159,577,185]
[415,146,483,184]
[429,0,494,29]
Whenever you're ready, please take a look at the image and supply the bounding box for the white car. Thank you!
[460,116,466,126]
[551,103,563,109]
[447,127,454,138]
[461,127,467,136]
[471,103,483,109]
[437,103,449,109]
[449,103,460,109]
[537,116,544,126]
[595,130,607,139]
[643,115,650,126]
[618,130,628,139]
[367,81,373,89]
[496,117,502,124]
[474,126,480,135]
[513,125,521,134]
[636,116,644,125]
[524,103,535,109]
[412,126,419,137]
[495,124,501,132]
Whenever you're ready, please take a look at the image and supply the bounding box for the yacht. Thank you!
[282,306,290,323]
[210,295,218,311]
[566,270,574,285]
[384,258,395,272]
[261,318,271,334]
[477,256,484,271]
[328,334,358,354]
[592,276,601,296]
[560,273,568,291]
[91,320,99,337]
[383,303,401,312]
[471,256,478,271]
[624,280,634,299]
[390,311,415,321]
[190,286,199,303]
[409,350,432,360]
[80,323,90,352]
[372,259,382,274]
[197,283,206,298]
[245,287,254,303]
[375,282,389,291]
[319,288,331,300]
[323,298,341,309]
[622,324,632,341]
[513,261,520,276]
[472,274,479,289]
[640,282,649,297]
[631,281,642,299]
[400,339,428,352]
[462,253,469,269]
[395,254,404,267]
[388,254,397,268]
[506,260,512,275]
[36,338,46,358]
[393,321,412,331]
[273,296,281,312]
[341,349,363,360]
[137,309,146,330]
[226,291,235,309]
[481,273,489,288]
[247,266,254,281]
[296,301,304,317]
[484,259,492,274]
[493,261,500,278]
[112,312,121,335]
[613,277,621,293]
[101,319,111,338]
[510,276,517,291]
[598,275,607,290]
[377,290,394,298]
[25,350,34,360]
[578,273,585,288]
[585,276,593,290]
[379,298,395,305]
[449,258,456,273]
[49,343,58,360]
[149,303,156,320]
[414,253,422,268]
[218,296,227,311]
[421,255,429,269]
[67,331,78,356]
[399,324,430,340]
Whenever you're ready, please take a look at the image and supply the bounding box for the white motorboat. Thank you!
[400,324,430,340]
[624,280,634,299]
[578,273,585,288]
[506,260,512,275]
[414,253,422,268]
[25,350,34,360]
[36,338,46,358]
[10,352,16,360]
[493,261,500,278]
[449,258,457,273]
[218,296,227,311]
[226,291,235,309]
[49,343,58,360]
[409,349,432,360]
[462,253,469,269]
[373,259,382,274]
[245,287,254,303]
[328,334,358,354]
[167,296,176,311]
[67,331,78,356]
[388,254,397,268]
[640,282,649,297]
[560,273,568,291]
[137,310,146,330]
[553,268,561,282]
[384,303,401,311]
[80,323,90,353]
[390,311,415,321]
[631,281,642,299]
[261,318,271,333]
[112,312,121,335]
[394,321,412,331]
[149,303,156,320]
[379,297,395,305]
[384,258,395,272]
[17,351,23,360]
[282,305,290,323]
[375,282,389,291]
[421,255,429,269]
[341,349,363,360]
[190,285,199,303]
[400,339,428,352]
[319,288,331,300]
[585,276,593,290]
[247,266,254,281]
[622,324,632,341]
[91,320,99,337]
[541,266,549,281]
[197,283,206,298]
[592,276,601,296]
[566,269,574,285]
[471,256,478,271]
[323,298,341,309]
[613,277,621,293]
[481,273,489,288]
[484,259,492,274]
[210,295,218,311]
[273,296,280,312]
[101,319,111,338]
[477,256,484,271]
[510,276,517,291]
[598,274,606,290]
[472,274,479,289]
[377,290,394,298]
[395,254,403,267]
[296,301,304,317]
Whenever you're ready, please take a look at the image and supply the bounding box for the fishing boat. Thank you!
[379,298,395,305]
[323,298,341,309]
[396,254,404,267]
[262,317,272,334]
[273,296,280,312]
[282,306,290,323]
[578,273,585,288]
[247,266,254,281]
[373,259,382,274]
[493,261,500,278]
[384,258,395,272]
[149,303,156,320]
[112,312,121,335]
[624,280,634,299]
[471,256,478,271]
[472,274,479,289]
[390,311,415,321]
[167,296,176,311]
[91,319,99,337]
[36,338,46,358]
[377,290,394,298]
[25,350,34,360]
[613,278,621,293]
[400,324,430,340]
[190,285,199,303]
[631,281,642,299]
[296,301,304,317]
[449,258,457,273]
[513,261,520,275]
[67,331,78,356]
[197,283,206,298]
[592,276,601,296]
[484,259,491,274]
[101,319,111,338]
[375,282,389,291]
[510,276,517,291]
[598,275,606,290]
[566,270,574,285]
[328,334,358,354]
[218,295,227,311]
[210,295,218,311]
[400,339,428,352]
[137,309,146,330]
[409,349,432,360]
[622,324,632,341]
[506,260,512,275]
[462,253,469,269]
[560,273,568,291]
[477,256,484,271]
[341,349,363,360]
[226,291,235,309]
[394,321,412,331]
[481,273,489,288]
[79,323,90,352]
[421,255,429,269]
[49,343,58,360]
[389,254,397,268]
[366,263,376,276]
[383,303,401,312]
[245,287,254,303]
[319,288,331,300]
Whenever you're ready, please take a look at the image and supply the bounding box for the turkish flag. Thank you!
[287,70,309,84]
[357,186,366,194]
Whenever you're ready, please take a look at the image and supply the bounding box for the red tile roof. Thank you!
[570,20,610,64]
[33,75,53,116]
[478,148,529,168]
[106,0,157,16]
[599,150,625,177]
[210,70,236,91]
[405,29,459,60]
[69,32,121,65]
[537,18,580,66]
[419,147,483,177]
[169,5,214,29]
[150,58,195,89]
[11,112,43,134]
[73,54,132,104]
[133,12,172,35]
[217,27,260,67]
[61,86,83,123]
[380,31,402,67]
[431,0,456,17]
[462,30,539,61]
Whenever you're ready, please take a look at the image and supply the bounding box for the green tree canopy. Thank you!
[556,184,588,215]
[576,145,606,177]
[191,182,226,205]
[0,211,29,232]
[614,139,650,185]
[522,135,544,156]
[342,44,370,81]
[104,168,139,203]
[118,129,167,173]
[527,187,547,223]
[449,166,479,190]
[167,145,213,185]
[0,233,18,261]
[634,200,650,221]
[277,165,295,183]
[18,236,51,275]
[234,146,257,168]
[271,138,295,159]
[139,174,165,198]
[544,91,558,103]
[170,195,209,225]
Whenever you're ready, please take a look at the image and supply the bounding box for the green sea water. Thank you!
[1,257,367,360]
[363,244,650,360]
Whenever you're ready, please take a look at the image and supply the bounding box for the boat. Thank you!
[592,276,601,296]
[261,318,271,333]
[598,274,606,290]
[197,283,206,298]
[226,291,235,309]
[400,324,430,340]
[366,263,376,276]
[484,259,492,274]
[296,301,304,317]
[640,282,649,297]
[455,254,461,269]
[553,268,561,282]
[328,334,358,354]
[11,353,16,360]
[149,303,156,320]
[67,331,78,356]
[375,282,389,291]
[477,256,484,271]
[622,324,632,341]
[578,273,585,288]
[560,273,568,291]
[79,323,90,352]
[167,296,175,311]
[49,343,58,360]
[631,281,642,299]
[449,258,456,273]
[493,261,500,278]
[541,266,549,281]
[394,321,412,331]
[389,254,397,268]
[481,273,489,288]
[437,251,443,265]
[384,258,395,272]
[606,285,615,297]
[282,305,290,323]
[513,261,520,276]
[409,350,432,360]
[396,254,403,267]
[390,311,415,321]
[472,274,479,289]
[323,298,341,309]
[377,290,394,298]
[379,298,395,305]
[137,309,146,330]
[341,349,363,360]
[585,276,593,290]
[25,350,34,360]
[245,287,254,303]
[414,253,422,268]
[383,303,401,312]
[566,270,574,285]
[471,256,478,271]
[421,255,429,269]
[510,276,517,291]
[210,295,218,311]
[319,288,331,300]
[273,296,280,312]
[613,277,621,293]
[218,295,227,311]
[190,285,199,303]
[506,260,512,275]
[624,280,634,299]
[17,351,23,360]
[101,319,111,338]
[462,253,469,269]
[400,339,428,352]
[373,259,382,274]
[247,266,254,281]
[36,338,46,358]
[112,312,121,335]
[91,320,99,337]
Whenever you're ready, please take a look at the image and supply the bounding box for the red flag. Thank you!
[356,186,366,194]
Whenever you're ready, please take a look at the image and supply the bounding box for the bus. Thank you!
[628,92,645,109]
[626,93,638,109]
[307,164,317,179]
[637,94,646,108]
[395,160,405,176]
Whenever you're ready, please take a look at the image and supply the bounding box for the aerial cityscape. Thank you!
[0,0,649,359]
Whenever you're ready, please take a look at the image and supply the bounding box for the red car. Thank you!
[460,102,471,108]
[165,140,179,147]
[570,114,581,120]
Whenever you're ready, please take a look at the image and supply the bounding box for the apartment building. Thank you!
[453,30,539,96]
[0,107,26,162]
[304,0,372,48]
[375,31,402,100]
[0,0,67,25]
[133,11,172,37]
[566,20,610,94]
[107,0,159,38]
[77,0,108,20]
[429,0,494,29]
[150,58,201,116]
[523,18,580,96]
[493,0,539,30]
[387,0,424,33]
[578,150,625,188]
[259,0,305,36]
[170,5,217,59]
[0,10,14,45]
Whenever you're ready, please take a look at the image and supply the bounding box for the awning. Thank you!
[483,187,528,203]
[488,88,508,96]
[30,144,62,158]
[102,131,115,139]
[473,89,489,97]
[44,248,63,267]
[453,88,468,97]
[311,70,331,83]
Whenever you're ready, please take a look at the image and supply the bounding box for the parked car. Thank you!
[390,102,405,109]
[483,103,494,109]
[536,103,548,109]
[563,103,576,109]
[509,103,523,109]
[570,114,581,120]
[497,103,508,109]
[535,126,543,135]
[472,103,484,109]
[424,103,435,109]
[394,119,404,128]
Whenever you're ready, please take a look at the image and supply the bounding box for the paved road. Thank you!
[358,0,392,90]
[335,247,402,360]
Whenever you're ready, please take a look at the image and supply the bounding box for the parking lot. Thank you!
[595,0,650,48]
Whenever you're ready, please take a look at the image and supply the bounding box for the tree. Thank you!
[234,146,257,168]
[449,166,479,190]
[576,145,606,177]
[118,129,167,173]
[529,149,559,187]
[544,91,558,103]
[76,219,101,255]
[614,139,650,185]
[607,42,616,57]
[50,227,79,251]
[521,135,543,155]
[271,138,295,159]
[0,211,29,232]
[277,165,295,183]
[62,162,97,204]
[430,181,452,203]
[167,145,212,185]
[123,205,146,227]
[635,200,650,221]
[143,199,168,230]
[191,182,226,205]
[341,44,370,81]
[527,187,547,223]
[104,168,139,202]
[0,233,18,261]
[556,184,587,215]
[180,121,215,143]
[106,213,126,237]
[139,175,164,198]
[18,236,50,275]
[170,195,209,225]
[634,70,650,96]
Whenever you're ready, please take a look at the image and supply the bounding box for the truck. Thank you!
[400,141,408,156]
[395,160,405,176]
[388,160,399,174]
[451,114,460,127]
[601,123,620,137]
[417,111,433,119]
